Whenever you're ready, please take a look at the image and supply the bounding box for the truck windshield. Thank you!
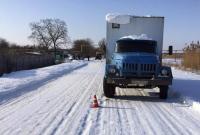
[115,40,157,53]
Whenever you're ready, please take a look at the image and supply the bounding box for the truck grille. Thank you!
[123,63,138,72]
[140,64,156,72]
[123,63,156,73]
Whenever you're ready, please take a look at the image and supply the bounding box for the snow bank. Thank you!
[120,34,152,40]
[0,61,87,95]
[106,13,131,24]
[192,102,200,112]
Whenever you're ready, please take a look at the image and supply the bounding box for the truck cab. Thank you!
[104,14,173,99]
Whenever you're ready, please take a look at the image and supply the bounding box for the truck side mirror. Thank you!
[168,46,173,55]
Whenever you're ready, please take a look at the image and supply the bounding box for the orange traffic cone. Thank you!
[91,95,99,108]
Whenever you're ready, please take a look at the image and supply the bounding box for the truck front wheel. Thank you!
[103,78,115,98]
[159,86,168,99]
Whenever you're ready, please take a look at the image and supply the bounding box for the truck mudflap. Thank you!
[106,77,172,86]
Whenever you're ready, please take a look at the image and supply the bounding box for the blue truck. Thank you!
[104,14,173,99]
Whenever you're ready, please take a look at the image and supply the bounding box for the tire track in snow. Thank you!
[122,89,145,135]
[1,67,89,135]
[34,75,91,135]
[0,72,80,121]
[73,66,104,135]
[0,62,91,134]
[119,89,146,135]
[40,63,101,135]
[81,80,104,135]
[1,61,200,135]
[107,99,123,135]
[51,62,103,135]
[151,102,193,134]
[159,103,199,134]
[147,102,181,134]
[142,102,172,135]
[116,88,132,135]
[170,104,200,129]
[125,89,157,135]
[0,62,87,105]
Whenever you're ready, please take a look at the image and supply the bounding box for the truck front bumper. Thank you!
[106,76,172,87]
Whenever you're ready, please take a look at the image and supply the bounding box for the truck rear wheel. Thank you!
[159,86,168,99]
[103,78,115,98]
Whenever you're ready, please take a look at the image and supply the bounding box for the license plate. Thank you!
[131,80,148,85]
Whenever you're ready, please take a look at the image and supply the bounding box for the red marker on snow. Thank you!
[91,95,99,108]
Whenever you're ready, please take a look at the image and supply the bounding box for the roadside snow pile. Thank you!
[120,34,152,40]
[0,60,87,94]
[193,102,200,112]
[106,13,131,24]
[171,67,200,112]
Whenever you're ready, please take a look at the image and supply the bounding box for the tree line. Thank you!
[1,18,106,57]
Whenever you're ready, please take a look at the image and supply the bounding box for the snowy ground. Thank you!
[0,60,200,135]
[171,67,200,112]
[0,60,87,104]
[163,58,200,111]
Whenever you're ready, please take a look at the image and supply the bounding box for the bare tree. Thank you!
[72,38,95,57]
[98,38,106,54]
[29,19,69,56]
[0,38,9,49]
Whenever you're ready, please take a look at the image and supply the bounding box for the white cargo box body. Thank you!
[106,15,164,63]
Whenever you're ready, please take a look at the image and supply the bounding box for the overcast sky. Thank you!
[0,0,200,49]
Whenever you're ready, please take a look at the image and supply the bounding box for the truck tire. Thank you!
[103,78,115,98]
[159,86,168,99]
[110,85,115,96]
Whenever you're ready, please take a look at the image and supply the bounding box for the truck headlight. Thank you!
[109,68,116,74]
[161,69,168,75]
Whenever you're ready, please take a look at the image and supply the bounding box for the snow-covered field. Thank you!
[0,60,200,135]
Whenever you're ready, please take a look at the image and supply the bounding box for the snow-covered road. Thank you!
[0,61,200,135]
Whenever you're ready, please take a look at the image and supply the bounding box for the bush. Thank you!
[182,41,200,70]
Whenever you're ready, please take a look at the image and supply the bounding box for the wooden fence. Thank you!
[0,53,54,76]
